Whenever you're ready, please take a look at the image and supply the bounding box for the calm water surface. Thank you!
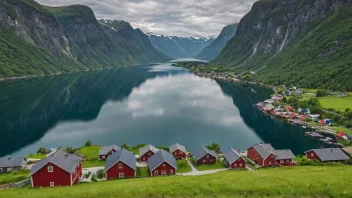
[0,62,325,157]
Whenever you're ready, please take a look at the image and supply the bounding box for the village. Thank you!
[1,140,351,189]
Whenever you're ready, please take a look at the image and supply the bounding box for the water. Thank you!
[0,62,325,157]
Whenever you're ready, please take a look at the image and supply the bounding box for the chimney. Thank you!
[7,156,10,160]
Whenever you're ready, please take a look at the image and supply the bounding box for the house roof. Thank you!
[30,150,82,176]
[98,145,121,155]
[169,143,187,154]
[193,146,218,161]
[104,149,136,172]
[139,144,159,157]
[251,143,275,159]
[274,149,295,160]
[0,156,26,168]
[305,148,349,161]
[148,150,176,171]
[223,148,242,164]
[341,147,352,156]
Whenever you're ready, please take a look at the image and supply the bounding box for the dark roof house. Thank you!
[99,145,121,156]
[104,149,136,172]
[274,149,295,160]
[169,143,187,154]
[305,148,349,162]
[251,143,275,159]
[223,148,241,164]
[193,146,218,162]
[148,150,176,172]
[139,144,159,157]
[0,156,27,170]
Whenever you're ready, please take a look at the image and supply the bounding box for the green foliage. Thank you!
[156,146,169,151]
[85,140,92,147]
[76,145,100,160]
[0,170,30,185]
[316,89,329,97]
[346,156,352,165]
[64,147,76,153]
[136,167,149,177]
[206,142,221,153]
[96,170,105,179]
[36,147,47,154]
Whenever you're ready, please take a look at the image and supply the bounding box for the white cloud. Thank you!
[36,0,256,37]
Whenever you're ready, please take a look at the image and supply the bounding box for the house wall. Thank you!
[32,163,71,188]
[99,149,116,160]
[71,162,82,185]
[306,151,322,161]
[106,161,136,180]
[276,159,293,166]
[263,154,276,166]
[140,151,155,162]
[195,154,216,165]
[150,162,175,176]
[230,158,246,169]
[0,166,23,173]
[172,150,186,159]
[247,147,275,166]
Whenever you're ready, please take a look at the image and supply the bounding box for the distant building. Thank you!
[99,145,121,160]
[223,148,246,169]
[169,143,187,159]
[139,145,159,162]
[30,150,82,188]
[0,156,27,173]
[193,146,218,165]
[305,148,349,162]
[298,108,310,115]
[274,149,295,166]
[104,149,136,180]
[148,150,176,176]
[285,90,292,96]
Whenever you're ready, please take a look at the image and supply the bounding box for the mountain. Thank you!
[195,24,238,61]
[147,33,214,59]
[0,1,170,78]
[213,0,352,91]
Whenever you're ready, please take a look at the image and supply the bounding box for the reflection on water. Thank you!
[0,63,325,157]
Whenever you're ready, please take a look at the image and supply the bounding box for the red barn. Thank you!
[139,144,159,162]
[148,150,176,176]
[30,150,82,188]
[193,146,218,165]
[104,149,136,180]
[223,148,246,169]
[305,148,349,162]
[98,145,121,160]
[274,149,295,166]
[247,143,276,167]
[169,143,187,159]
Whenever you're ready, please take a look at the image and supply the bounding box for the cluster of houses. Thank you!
[0,142,351,188]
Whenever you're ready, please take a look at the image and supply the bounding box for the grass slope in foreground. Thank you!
[3,166,352,197]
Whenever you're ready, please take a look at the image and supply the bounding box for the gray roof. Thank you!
[193,146,218,161]
[274,149,295,160]
[0,156,26,168]
[223,148,241,164]
[30,150,82,176]
[307,148,349,161]
[139,144,159,156]
[148,150,176,171]
[252,143,275,159]
[99,145,121,155]
[169,143,187,154]
[104,149,136,172]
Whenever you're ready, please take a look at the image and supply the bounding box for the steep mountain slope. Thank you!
[213,0,352,90]
[99,20,170,64]
[0,1,170,78]
[147,33,214,59]
[195,24,238,61]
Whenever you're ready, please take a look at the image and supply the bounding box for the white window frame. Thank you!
[7,167,13,172]
[0,168,3,172]
[170,169,173,174]
[102,156,106,159]
[50,182,54,187]
[118,163,123,169]
[206,155,209,159]
[269,161,272,165]
[239,163,242,167]
[119,172,124,178]
[162,164,166,167]
[48,166,54,172]
[286,160,290,163]
[234,163,237,167]
[311,153,314,157]
[161,170,166,176]
[280,160,284,164]
[154,170,158,175]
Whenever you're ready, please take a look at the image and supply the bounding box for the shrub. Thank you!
[316,89,329,97]
[85,140,92,147]
[97,170,105,179]
[37,148,47,154]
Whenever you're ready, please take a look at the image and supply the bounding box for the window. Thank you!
[50,182,54,187]
[143,157,146,161]
[161,170,166,176]
[119,172,124,178]
[203,160,206,163]
[170,169,173,174]
[280,160,284,164]
[162,164,166,167]
[206,155,209,158]
[234,163,237,167]
[118,163,123,169]
[269,161,272,165]
[7,168,13,172]
[271,155,275,158]
[311,153,314,157]
[48,166,54,172]
[239,163,243,167]
[286,160,290,163]
[0,168,3,172]
[102,156,105,159]
[154,170,158,175]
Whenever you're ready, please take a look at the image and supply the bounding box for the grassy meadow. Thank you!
[76,145,101,159]
[0,170,30,185]
[26,154,46,160]
[81,160,105,168]
[1,166,352,197]
[189,158,226,171]
[176,159,192,173]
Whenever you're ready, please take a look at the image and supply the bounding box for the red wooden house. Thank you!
[169,143,187,159]
[104,149,136,180]
[139,144,159,162]
[99,145,121,160]
[193,146,218,165]
[148,150,176,176]
[274,149,295,166]
[223,148,246,169]
[247,143,276,167]
[305,148,349,162]
[30,150,82,188]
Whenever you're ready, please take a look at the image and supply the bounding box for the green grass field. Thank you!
[0,170,30,185]
[76,145,101,160]
[81,160,106,168]
[26,154,46,159]
[136,167,149,177]
[176,159,192,173]
[189,158,226,171]
[318,96,352,112]
[1,166,352,197]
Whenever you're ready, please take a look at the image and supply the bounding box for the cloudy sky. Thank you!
[37,0,256,37]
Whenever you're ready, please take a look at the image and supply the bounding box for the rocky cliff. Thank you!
[195,23,238,61]
[213,0,352,90]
